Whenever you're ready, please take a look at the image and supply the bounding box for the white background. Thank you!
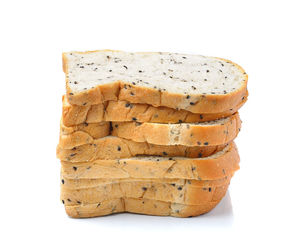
[0,0,299,250]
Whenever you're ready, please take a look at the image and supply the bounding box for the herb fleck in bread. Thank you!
[63,50,248,113]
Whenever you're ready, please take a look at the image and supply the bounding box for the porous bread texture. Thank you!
[61,178,230,206]
[111,113,241,146]
[64,50,248,113]
[61,92,248,127]
[57,135,227,162]
[65,197,221,218]
[61,142,239,181]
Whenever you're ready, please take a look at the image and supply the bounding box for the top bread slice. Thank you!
[63,50,248,113]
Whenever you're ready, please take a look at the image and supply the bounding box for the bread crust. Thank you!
[62,93,247,127]
[58,113,240,149]
[111,113,241,146]
[61,176,231,190]
[63,50,248,113]
[59,121,111,148]
[57,136,227,161]
[61,142,239,181]
[61,179,230,206]
[64,197,222,218]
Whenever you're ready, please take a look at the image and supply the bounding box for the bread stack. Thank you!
[57,50,248,218]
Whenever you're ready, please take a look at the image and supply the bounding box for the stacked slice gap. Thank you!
[57,50,248,218]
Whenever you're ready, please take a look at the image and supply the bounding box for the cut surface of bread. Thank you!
[57,135,227,161]
[61,142,239,180]
[62,93,247,126]
[111,113,241,146]
[63,50,248,113]
[64,197,222,218]
[61,178,230,206]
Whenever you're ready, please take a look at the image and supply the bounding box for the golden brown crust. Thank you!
[57,136,227,161]
[61,179,229,206]
[60,120,110,136]
[61,176,231,190]
[64,197,221,218]
[63,50,248,113]
[58,113,240,149]
[59,131,94,150]
[60,142,239,181]
[62,93,247,127]
[65,198,124,218]
[111,113,241,146]
[59,120,111,149]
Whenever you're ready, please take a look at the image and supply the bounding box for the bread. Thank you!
[61,178,230,206]
[59,50,247,218]
[62,92,247,127]
[61,176,230,190]
[111,113,241,146]
[60,120,110,137]
[64,197,221,218]
[57,136,227,162]
[59,121,111,148]
[58,112,240,148]
[61,142,239,180]
[63,50,248,113]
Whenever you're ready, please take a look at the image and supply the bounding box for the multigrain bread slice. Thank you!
[62,92,247,126]
[63,50,248,113]
[58,113,240,148]
[61,176,231,190]
[61,179,230,206]
[57,136,227,161]
[111,113,241,146]
[64,197,221,218]
[61,142,239,180]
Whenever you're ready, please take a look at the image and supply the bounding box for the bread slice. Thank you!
[61,142,239,180]
[61,178,230,206]
[59,112,240,148]
[63,50,248,113]
[62,92,247,127]
[64,197,221,218]
[58,135,228,162]
[59,120,111,148]
[57,135,227,161]
[61,176,230,190]
[111,113,240,146]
